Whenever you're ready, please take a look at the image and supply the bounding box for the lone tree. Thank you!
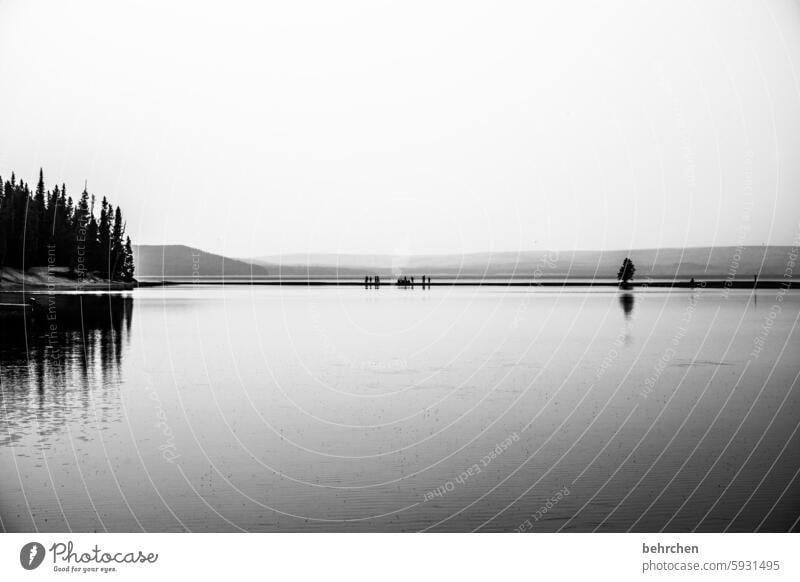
[617,257,635,285]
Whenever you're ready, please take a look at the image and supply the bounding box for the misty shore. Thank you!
[134,279,797,289]
[0,266,136,291]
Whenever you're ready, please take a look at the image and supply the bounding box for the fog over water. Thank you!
[2,0,800,257]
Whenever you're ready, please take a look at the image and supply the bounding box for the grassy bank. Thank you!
[0,266,136,291]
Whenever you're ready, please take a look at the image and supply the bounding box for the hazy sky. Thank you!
[1,0,799,258]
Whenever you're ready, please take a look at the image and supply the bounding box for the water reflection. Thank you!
[3,287,800,533]
[619,292,634,319]
[0,294,133,448]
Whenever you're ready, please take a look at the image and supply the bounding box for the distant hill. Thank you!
[133,245,270,278]
[134,245,364,278]
[136,245,795,280]
[251,246,795,280]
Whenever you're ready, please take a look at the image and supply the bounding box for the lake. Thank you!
[1,285,799,532]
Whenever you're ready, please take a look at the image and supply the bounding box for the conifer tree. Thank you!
[121,236,135,282]
[47,184,59,242]
[22,182,40,268]
[97,197,111,275]
[0,177,8,265]
[72,187,91,276]
[86,195,99,272]
[54,185,71,265]
[33,168,48,264]
[110,206,125,280]
[617,257,636,285]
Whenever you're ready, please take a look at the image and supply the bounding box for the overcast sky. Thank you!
[1,0,799,258]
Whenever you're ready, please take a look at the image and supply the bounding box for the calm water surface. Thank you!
[1,286,799,532]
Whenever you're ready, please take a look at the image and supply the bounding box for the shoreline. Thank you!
[0,266,137,292]
[134,279,797,289]
[3,268,794,291]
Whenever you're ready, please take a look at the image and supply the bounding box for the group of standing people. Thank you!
[396,275,432,288]
[364,275,432,288]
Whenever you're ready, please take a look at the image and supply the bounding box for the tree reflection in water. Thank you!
[619,292,634,320]
[0,294,133,447]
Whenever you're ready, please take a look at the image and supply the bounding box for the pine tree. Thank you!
[86,194,99,272]
[22,182,40,269]
[34,168,48,264]
[46,184,59,241]
[97,197,111,276]
[64,194,75,269]
[110,206,125,280]
[617,258,636,285]
[72,187,91,276]
[0,177,9,266]
[54,185,71,265]
[121,236,135,282]
[4,178,19,267]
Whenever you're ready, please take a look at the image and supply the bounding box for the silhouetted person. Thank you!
[689,277,695,288]
[375,275,380,288]
[365,275,369,288]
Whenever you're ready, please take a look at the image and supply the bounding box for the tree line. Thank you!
[0,169,135,281]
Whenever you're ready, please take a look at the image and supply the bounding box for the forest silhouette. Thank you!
[0,169,134,281]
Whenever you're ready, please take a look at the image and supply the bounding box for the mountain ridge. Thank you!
[135,244,795,280]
